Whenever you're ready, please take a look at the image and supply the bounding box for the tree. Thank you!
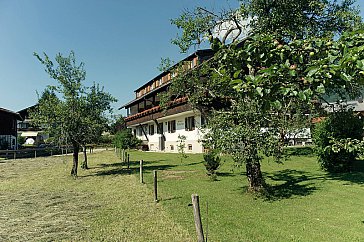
[168,1,363,191]
[32,51,116,176]
[177,134,188,163]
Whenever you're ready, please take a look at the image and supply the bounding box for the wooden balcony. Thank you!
[125,97,191,126]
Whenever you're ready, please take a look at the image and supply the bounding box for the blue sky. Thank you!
[0,0,363,116]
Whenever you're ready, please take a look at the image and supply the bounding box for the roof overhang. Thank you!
[0,108,23,121]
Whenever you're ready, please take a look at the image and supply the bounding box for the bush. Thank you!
[283,146,314,156]
[113,129,142,150]
[203,151,221,177]
[312,110,363,172]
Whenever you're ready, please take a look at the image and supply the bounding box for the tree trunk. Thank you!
[81,145,88,169]
[246,161,265,192]
[71,143,79,177]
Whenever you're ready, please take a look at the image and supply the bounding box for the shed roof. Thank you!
[0,107,23,121]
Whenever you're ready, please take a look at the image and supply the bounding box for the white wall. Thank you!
[129,111,206,153]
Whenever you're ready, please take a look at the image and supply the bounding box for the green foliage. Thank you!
[177,134,188,162]
[17,136,26,146]
[32,51,116,176]
[240,0,362,40]
[313,109,364,171]
[158,57,175,72]
[203,151,221,176]
[113,129,141,150]
[171,8,215,53]
[109,115,126,135]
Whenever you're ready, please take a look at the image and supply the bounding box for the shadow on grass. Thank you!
[83,160,177,177]
[216,171,237,177]
[262,169,318,201]
[182,161,204,167]
[324,159,364,186]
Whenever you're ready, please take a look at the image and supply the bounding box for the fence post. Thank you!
[139,160,143,183]
[191,194,205,242]
[34,150,37,158]
[127,154,130,170]
[154,170,158,203]
[13,151,16,160]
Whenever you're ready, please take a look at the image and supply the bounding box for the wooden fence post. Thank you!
[13,151,16,160]
[127,154,130,170]
[154,170,158,203]
[139,160,143,183]
[191,194,205,242]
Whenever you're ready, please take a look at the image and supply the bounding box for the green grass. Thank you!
[0,151,192,241]
[1,150,363,241]
[127,151,364,242]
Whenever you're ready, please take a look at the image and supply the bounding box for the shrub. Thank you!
[113,129,142,150]
[283,146,314,156]
[203,151,221,176]
[312,110,363,172]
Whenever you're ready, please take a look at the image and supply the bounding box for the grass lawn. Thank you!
[1,150,363,241]
[127,151,364,242]
[0,151,192,241]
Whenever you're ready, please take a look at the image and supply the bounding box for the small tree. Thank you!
[203,151,221,179]
[32,51,116,176]
[313,109,363,172]
[177,134,188,163]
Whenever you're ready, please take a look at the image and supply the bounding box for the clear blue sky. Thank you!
[0,0,363,116]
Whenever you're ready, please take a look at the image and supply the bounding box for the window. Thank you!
[157,123,163,134]
[168,120,176,133]
[185,116,195,131]
[138,127,143,136]
[170,145,174,151]
[148,124,154,135]
[188,144,192,151]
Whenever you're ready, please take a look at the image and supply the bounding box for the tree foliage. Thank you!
[32,51,116,176]
[240,0,362,40]
[169,1,363,191]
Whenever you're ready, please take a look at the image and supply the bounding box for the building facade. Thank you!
[121,50,214,153]
[0,108,22,150]
[17,105,48,146]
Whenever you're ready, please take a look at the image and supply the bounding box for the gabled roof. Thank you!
[0,107,23,121]
[18,104,38,119]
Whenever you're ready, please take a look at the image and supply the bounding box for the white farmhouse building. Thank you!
[120,50,214,153]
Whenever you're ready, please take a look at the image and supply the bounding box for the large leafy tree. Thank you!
[32,51,116,176]
[168,0,363,191]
